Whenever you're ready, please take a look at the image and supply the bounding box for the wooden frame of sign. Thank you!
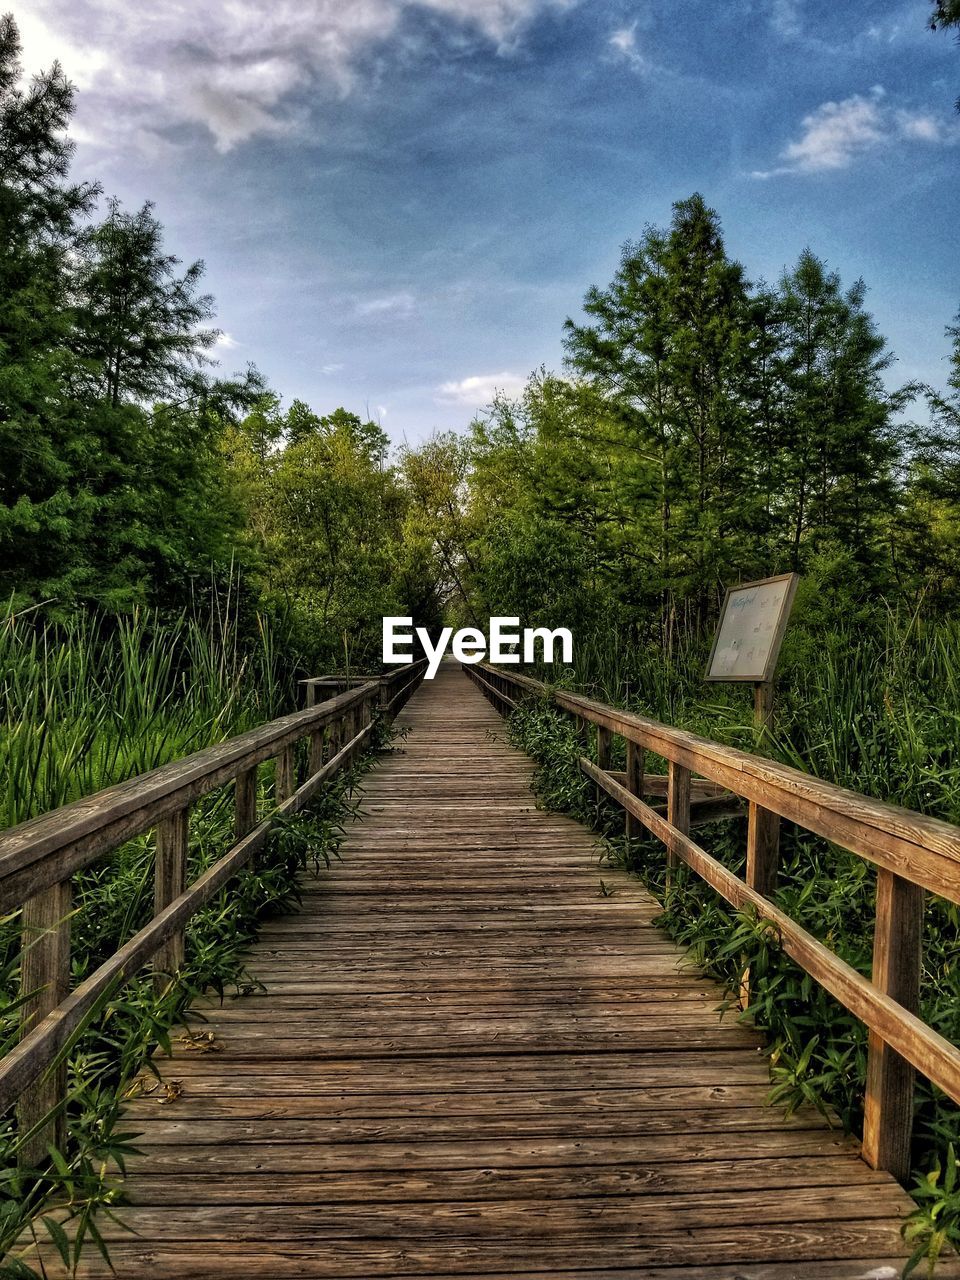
[704,572,799,686]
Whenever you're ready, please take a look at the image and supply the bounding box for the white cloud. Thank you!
[15,0,575,153]
[608,23,647,72]
[436,371,527,406]
[354,292,416,318]
[320,362,344,375]
[768,0,802,38]
[753,89,959,177]
[214,331,239,350]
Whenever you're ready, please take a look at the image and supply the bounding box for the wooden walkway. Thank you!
[47,661,937,1277]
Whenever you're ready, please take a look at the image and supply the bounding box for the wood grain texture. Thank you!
[17,660,946,1279]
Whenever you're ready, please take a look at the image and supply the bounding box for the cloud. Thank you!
[214,331,239,350]
[16,0,575,153]
[753,89,959,176]
[354,292,416,318]
[608,23,648,72]
[320,362,344,375]
[436,371,527,406]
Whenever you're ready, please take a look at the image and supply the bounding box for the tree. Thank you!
[73,199,216,408]
[563,193,753,641]
[0,14,99,606]
[767,251,907,577]
[930,0,960,109]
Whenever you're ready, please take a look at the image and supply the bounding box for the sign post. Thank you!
[705,572,799,970]
[704,572,799,736]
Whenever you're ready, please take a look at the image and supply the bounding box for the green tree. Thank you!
[0,14,99,606]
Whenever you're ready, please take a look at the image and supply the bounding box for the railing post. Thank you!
[153,807,189,995]
[276,746,296,805]
[862,869,924,1182]
[18,880,72,1166]
[235,767,258,840]
[596,726,612,804]
[625,738,645,841]
[308,729,325,777]
[666,761,691,876]
[746,803,780,898]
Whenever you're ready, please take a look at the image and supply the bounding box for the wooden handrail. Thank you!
[2,659,427,1166]
[465,660,960,1184]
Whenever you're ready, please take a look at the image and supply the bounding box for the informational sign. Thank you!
[705,573,799,684]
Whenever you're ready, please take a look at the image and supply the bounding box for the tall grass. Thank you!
[0,602,289,829]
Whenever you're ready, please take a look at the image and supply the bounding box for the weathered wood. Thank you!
[863,870,924,1181]
[276,747,296,805]
[307,730,325,777]
[579,755,960,1109]
[747,801,780,897]
[666,759,691,875]
[18,878,71,1167]
[0,721,378,1119]
[471,663,960,906]
[153,808,189,993]
[595,726,612,804]
[234,767,258,839]
[625,739,644,840]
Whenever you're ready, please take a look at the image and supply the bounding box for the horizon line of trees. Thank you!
[3,12,960,672]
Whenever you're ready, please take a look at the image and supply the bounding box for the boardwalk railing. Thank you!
[0,660,426,1166]
[465,660,960,1183]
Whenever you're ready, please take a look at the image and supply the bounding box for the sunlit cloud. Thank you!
[16,0,576,153]
[753,88,959,176]
[436,371,527,406]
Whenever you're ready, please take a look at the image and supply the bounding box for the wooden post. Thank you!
[276,746,297,805]
[596,726,612,805]
[153,807,189,995]
[235,767,258,840]
[625,738,645,841]
[305,681,316,709]
[18,880,72,1166]
[754,680,775,735]
[747,803,780,899]
[666,761,691,877]
[308,729,325,777]
[862,869,924,1182]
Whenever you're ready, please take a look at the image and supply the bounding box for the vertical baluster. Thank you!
[276,746,296,804]
[18,880,72,1166]
[596,726,612,804]
[308,728,325,777]
[666,760,691,877]
[862,869,923,1182]
[235,766,258,840]
[153,807,189,995]
[625,737,645,841]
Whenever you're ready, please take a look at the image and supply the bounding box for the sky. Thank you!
[13,0,960,444]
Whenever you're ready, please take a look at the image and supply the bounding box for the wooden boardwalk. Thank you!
[43,661,939,1277]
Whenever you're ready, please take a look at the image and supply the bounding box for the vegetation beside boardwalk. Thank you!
[0,603,387,1277]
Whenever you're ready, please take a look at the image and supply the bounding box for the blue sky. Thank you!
[15,0,960,443]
